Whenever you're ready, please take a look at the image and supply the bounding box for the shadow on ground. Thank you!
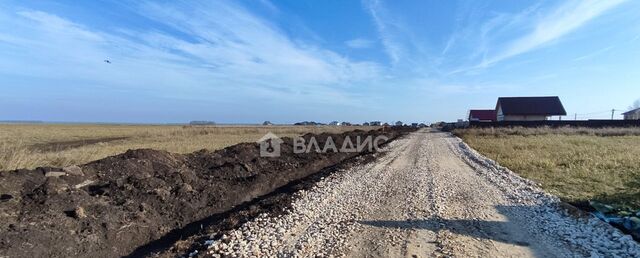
[359,217,530,246]
[593,176,640,210]
[357,204,580,257]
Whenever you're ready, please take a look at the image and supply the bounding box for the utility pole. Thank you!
[611,109,615,120]
[574,113,577,120]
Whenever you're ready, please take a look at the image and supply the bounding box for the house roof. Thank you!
[469,109,496,120]
[496,96,566,116]
[622,108,640,115]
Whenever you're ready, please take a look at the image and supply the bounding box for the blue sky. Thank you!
[1,0,639,123]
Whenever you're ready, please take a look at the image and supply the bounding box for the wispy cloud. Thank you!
[257,0,279,14]
[481,0,628,67]
[362,0,402,65]
[0,1,383,108]
[345,38,374,49]
[573,45,615,61]
[137,1,383,86]
[1,0,637,122]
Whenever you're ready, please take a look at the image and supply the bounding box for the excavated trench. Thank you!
[0,127,414,257]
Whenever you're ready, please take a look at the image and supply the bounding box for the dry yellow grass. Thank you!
[0,124,377,170]
[455,127,640,209]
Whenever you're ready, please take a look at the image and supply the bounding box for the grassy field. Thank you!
[454,127,640,209]
[0,124,376,170]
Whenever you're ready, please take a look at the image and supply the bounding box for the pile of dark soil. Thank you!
[0,128,413,257]
[150,152,382,258]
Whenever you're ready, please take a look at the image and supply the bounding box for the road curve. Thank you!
[204,129,640,257]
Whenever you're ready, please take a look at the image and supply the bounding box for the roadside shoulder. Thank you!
[447,132,640,256]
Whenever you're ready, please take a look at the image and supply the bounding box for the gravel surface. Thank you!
[201,129,640,257]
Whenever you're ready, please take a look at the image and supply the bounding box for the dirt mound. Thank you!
[0,128,413,257]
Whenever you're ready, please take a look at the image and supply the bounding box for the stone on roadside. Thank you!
[73,206,87,219]
[45,171,67,178]
[63,165,84,176]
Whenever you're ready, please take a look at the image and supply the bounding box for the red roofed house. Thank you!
[469,110,497,122]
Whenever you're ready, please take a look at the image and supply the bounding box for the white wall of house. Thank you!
[502,115,548,121]
[496,103,549,121]
[624,110,640,120]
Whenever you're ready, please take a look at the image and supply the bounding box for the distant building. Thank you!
[294,121,324,126]
[395,121,403,126]
[496,96,566,121]
[329,121,340,126]
[370,121,382,126]
[468,110,496,122]
[622,108,640,120]
[363,122,370,126]
[411,123,419,127]
[189,120,216,125]
[341,122,352,126]
[262,121,273,126]
[431,122,445,128]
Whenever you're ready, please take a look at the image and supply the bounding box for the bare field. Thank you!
[455,127,640,209]
[0,124,377,170]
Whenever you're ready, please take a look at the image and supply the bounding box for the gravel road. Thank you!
[203,129,640,257]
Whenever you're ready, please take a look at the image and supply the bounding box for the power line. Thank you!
[569,108,626,120]
[575,110,611,116]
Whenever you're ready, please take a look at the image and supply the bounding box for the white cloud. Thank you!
[0,1,384,107]
[573,45,615,61]
[345,38,373,49]
[136,1,385,87]
[481,0,628,67]
[362,0,402,64]
[1,0,634,122]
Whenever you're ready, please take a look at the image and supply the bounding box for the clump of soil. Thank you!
[0,128,413,257]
